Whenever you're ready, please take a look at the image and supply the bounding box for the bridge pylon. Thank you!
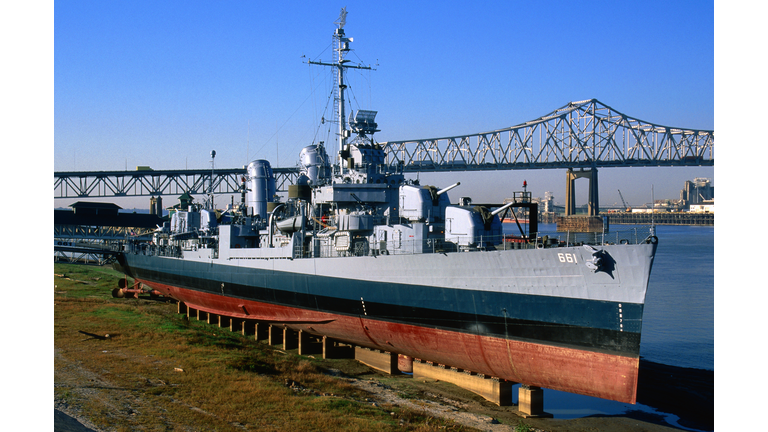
[565,167,599,216]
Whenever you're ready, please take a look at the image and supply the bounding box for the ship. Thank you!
[114,9,658,404]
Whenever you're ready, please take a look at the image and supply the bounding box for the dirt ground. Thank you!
[55,342,711,432]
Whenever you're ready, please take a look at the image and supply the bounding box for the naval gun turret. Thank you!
[399,182,460,223]
[445,201,517,250]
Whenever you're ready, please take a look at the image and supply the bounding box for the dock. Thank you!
[538,211,712,226]
[604,212,713,226]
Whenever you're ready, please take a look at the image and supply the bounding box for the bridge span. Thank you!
[54,99,713,213]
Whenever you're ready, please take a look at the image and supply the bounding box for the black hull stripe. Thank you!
[119,254,642,356]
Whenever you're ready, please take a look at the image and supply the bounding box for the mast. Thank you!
[308,7,371,175]
[336,25,348,156]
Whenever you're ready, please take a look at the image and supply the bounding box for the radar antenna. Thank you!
[335,7,347,28]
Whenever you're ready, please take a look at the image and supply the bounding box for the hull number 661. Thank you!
[558,253,578,263]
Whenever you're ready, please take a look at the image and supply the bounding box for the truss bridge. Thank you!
[383,99,712,171]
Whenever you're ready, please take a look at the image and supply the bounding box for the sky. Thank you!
[51,0,714,208]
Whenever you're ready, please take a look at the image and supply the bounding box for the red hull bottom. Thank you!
[142,279,639,404]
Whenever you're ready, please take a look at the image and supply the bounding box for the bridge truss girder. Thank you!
[54,168,300,200]
[382,99,713,172]
[53,99,712,200]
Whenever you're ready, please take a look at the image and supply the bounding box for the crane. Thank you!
[618,190,631,212]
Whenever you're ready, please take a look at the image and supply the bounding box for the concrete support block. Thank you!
[413,359,513,406]
[322,336,354,359]
[398,355,414,373]
[518,385,552,418]
[355,347,399,375]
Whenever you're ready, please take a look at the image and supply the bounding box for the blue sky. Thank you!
[52,0,714,208]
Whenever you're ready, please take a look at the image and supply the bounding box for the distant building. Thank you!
[541,191,555,213]
[69,201,121,217]
[149,196,163,216]
[689,203,715,213]
[55,201,164,228]
[680,178,714,209]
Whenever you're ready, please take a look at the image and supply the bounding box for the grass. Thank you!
[54,262,474,431]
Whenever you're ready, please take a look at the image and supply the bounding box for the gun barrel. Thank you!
[436,182,460,195]
[490,201,515,216]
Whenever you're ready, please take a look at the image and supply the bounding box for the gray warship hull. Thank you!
[117,237,656,403]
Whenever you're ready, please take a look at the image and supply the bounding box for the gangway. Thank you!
[54,241,121,265]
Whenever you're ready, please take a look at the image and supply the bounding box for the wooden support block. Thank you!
[177,301,187,315]
[253,322,264,341]
[218,315,231,328]
[355,347,399,375]
[240,320,255,336]
[413,359,514,406]
[518,385,552,418]
[268,325,282,346]
[322,336,354,359]
[283,327,298,350]
[254,322,268,341]
[207,312,218,325]
[297,331,323,356]
[196,309,207,321]
[230,318,243,333]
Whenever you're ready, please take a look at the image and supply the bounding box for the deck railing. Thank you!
[120,226,657,259]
